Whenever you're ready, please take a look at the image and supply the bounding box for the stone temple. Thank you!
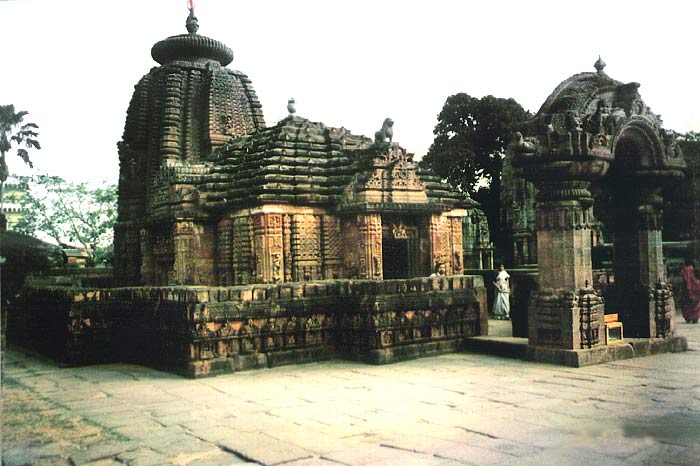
[114,11,477,287]
[10,12,688,375]
[10,10,490,377]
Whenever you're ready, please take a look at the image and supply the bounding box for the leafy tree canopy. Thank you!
[421,93,529,195]
[14,176,117,266]
[420,93,529,256]
[0,105,40,183]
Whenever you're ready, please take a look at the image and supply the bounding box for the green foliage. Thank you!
[0,105,40,182]
[421,93,529,253]
[421,93,529,194]
[14,175,117,266]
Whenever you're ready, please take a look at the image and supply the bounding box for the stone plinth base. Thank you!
[526,335,688,367]
[10,275,487,378]
[627,336,688,356]
[348,338,463,365]
[186,347,337,378]
[462,336,529,360]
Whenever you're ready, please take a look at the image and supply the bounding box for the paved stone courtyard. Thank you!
[2,319,700,466]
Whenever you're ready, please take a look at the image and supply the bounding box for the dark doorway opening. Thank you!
[382,238,409,279]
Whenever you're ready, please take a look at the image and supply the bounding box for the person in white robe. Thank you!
[492,264,510,320]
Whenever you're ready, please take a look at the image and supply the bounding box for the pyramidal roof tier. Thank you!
[202,115,474,210]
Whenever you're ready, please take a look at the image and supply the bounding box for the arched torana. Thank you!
[511,58,686,361]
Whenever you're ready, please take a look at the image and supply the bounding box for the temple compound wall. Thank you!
[12,275,486,377]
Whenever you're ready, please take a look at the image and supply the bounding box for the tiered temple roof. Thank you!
[202,115,475,211]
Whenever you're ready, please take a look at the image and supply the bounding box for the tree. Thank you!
[14,176,117,266]
[420,93,529,253]
[0,105,40,214]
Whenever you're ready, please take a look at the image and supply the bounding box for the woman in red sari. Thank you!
[681,258,700,323]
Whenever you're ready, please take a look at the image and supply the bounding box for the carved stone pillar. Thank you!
[357,214,383,279]
[232,216,254,285]
[291,214,321,281]
[216,218,233,286]
[282,214,293,282]
[252,213,284,284]
[429,214,449,273]
[172,220,195,285]
[321,215,342,279]
[450,216,464,275]
[193,222,216,285]
[535,180,594,291]
[527,180,604,350]
[609,187,673,337]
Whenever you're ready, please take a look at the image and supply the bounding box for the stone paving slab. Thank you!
[2,319,700,465]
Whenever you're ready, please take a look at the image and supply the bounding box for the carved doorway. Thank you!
[382,237,408,279]
[382,218,420,278]
[602,124,674,338]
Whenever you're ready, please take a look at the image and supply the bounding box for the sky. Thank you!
[2,0,699,185]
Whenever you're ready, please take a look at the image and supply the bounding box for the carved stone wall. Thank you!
[321,216,343,279]
[450,216,464,275]
[291,214,321,281]
[429,214,455,273]
[216,218,234,286]
[355,214,383,279]
[252,213,285,284]
[11,276,487,377]
[231,217,254,285]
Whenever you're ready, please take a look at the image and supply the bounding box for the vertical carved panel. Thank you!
[173,221,195,285]
[292,214,321,281]
[283,214,293,282]
[192,223,215,285]
[253,214,284,283]
[450,216,464,275]
[357,214,383,279]
[207,69,260,149]
[217,218,233,286]
[232,217,253,285]
[321,215,342,279]
[342,217,360,278]
[429,214,449,273]
[269,214,284,284]
[135,226,149,285]
[160,72,183,161]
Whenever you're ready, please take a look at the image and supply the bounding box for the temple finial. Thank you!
[186,0,199,34]
[287,98,296,115]
[594,56,606,75]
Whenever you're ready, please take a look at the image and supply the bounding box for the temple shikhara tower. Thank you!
[114,10,478,287]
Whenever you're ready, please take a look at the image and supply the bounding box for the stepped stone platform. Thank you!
[9,274,488,378]
[464,319,688,367]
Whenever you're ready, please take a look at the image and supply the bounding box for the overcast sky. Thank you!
[2,0,698,185]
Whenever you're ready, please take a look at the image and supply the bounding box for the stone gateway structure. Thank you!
[511,58,687,364]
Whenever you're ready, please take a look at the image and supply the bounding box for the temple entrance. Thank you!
[381,217,422,279]
[601,125,673,337]
[382,237,409,279]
